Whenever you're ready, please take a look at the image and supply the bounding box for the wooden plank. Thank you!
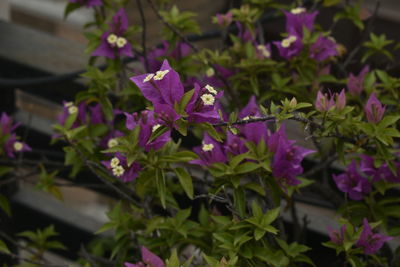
[0,21,88,74]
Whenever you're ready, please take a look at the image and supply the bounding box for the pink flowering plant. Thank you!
[1,0,400,266]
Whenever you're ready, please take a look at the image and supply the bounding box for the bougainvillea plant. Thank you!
[1,0,400,266]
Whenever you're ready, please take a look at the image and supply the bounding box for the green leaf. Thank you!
[160,151,198,162]
[0,195,11,217]
[201,123,223,142]
[0,240,10,254]
[174,167,194,199]
[166,249,180,267]
[148,125,169,144]
[0,166,12,177]
[234,162,259,174]
[262,207,280,226]
[177,89,195,114]
[156,169,167,209]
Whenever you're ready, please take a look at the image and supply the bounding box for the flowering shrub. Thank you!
[1,0,400,266]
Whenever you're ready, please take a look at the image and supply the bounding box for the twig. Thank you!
[136,0,149,72]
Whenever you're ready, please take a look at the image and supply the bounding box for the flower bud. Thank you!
[364,93,385,123]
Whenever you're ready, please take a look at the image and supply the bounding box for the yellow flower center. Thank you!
[202,143,214,152]
[13,141,23,151]
[205,84,217,95]
[201,94,215,105]
[116,37,127,48]
[107,34,118,44]
[153,70,170,80]
[112,165,125,177]
[107,138,118,148]
[64,102,74,107]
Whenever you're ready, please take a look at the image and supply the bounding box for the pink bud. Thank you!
[364,93,385,123]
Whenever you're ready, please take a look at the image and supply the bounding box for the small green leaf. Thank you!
[0,240,10,254]
[234,162,259,174]
[148,125,169,144]
[174,167,194,199]
[0,195,11,217]
[156,169,167,209]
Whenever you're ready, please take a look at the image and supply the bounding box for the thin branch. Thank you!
[136,0,149,72]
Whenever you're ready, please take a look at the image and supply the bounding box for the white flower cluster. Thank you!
[110,157,125,177]
[107,34,127,48]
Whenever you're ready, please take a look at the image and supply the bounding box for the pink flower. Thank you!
[315,89,346,112]
[347,66,369,96]
[125,246,165,267]
[364,93,385,123]
[356,218,393,255]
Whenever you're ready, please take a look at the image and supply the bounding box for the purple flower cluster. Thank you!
[0,113,31,158]
[190,97,314,188]
[328,219,392,255]
[125,246,165,267]
[102,110,171,182]
[143,41,192,73]
[315,89,346,112]
[93,9,133,59]
[274,7,337,61]
[131,60,223,128]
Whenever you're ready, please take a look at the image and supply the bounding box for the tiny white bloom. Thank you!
[153,70,170,80]
[68,105,78,114]
[200,94,215,106]
[143,73,155,83]
[205,84,217,95]
[291,7,306,14]
[107,138,118,148]
[64,102,74,107]
[257,45,271,58]
[116,37,127,48]
[152,124,162,132]
[112,165,125,177]
[242,116,250,121]
[206,68,215,77]
[107,34,118,45]
[202,143,214,152]
[13,141,23,151]
[288,35,297,42]
[110,157,120,168]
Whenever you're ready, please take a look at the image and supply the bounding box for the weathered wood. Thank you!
[0,21,88,75]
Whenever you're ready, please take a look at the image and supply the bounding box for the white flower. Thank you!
[242,116,250,121]
[107,138,118,148]
[153,70,170,80]
[112,165,125,177]
[13,141,23,151]
[291,7,306,14]
[281,35,297,48]
[107,34,118,45]
[116,37,127,48]
[200,94,215,106]
[152,124,161,132]
[256,45,271,58]
[64,102,74,107]
[143,73,155,83]
[205,84,217,95]
[110,157,120,168]
[68,105,78,114]
[206,68,215,77]
[202,143,214,152]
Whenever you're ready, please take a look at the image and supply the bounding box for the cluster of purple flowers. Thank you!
[274,7,337,61]
[315,89,346,112]
[189,96,314,188]
[0,113,31,158]
[333,154,400,200]
[131,60,223,128]
[125,246,165,267]
[329,218,393,255]
[93,9,133,59]
[102,110,171,182]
